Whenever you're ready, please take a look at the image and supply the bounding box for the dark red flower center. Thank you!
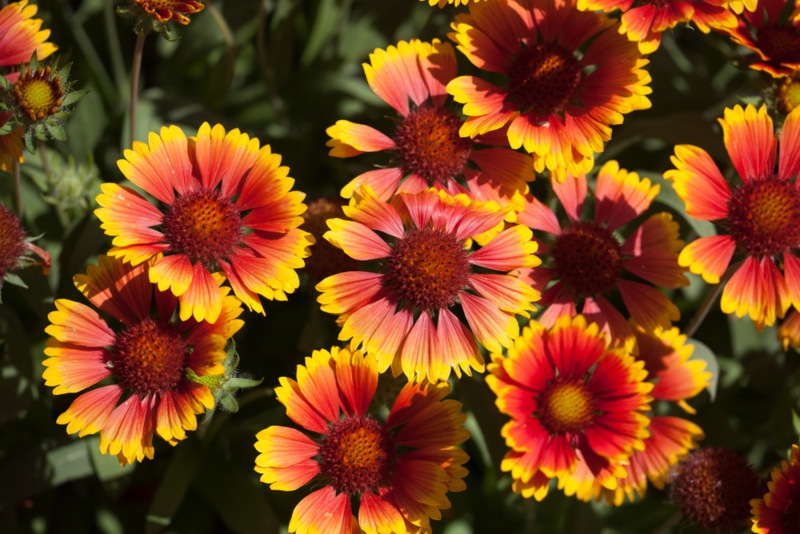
[319,416,394,495]
[162,190,242,266]
[538,375,595,434]
[110,318,188,396]
[551,222,623,297]
[384,227,470,311]
[758,25,800,64]
[392,105,473,186]
[0,205,26,280]
[779,466,800,531]
[726,178,800,258]
[507,43,583,116]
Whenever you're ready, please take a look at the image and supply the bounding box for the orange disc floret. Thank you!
[254,346,470,534]
[134,0,204,25]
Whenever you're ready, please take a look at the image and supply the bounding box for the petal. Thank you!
[324,219,391,261]
[289,487,351,534]
[460,292,519,353]
[178,263,223,323]
[719,104,777,182]
[148,254,194,297]
[326,120,395,157]
[665,145,732,221]
[469,225,540,271]
[358,492,405,534]
[779,104,800,180]
[45,299,116,347]
[552,172,587,223]
[678,235,737,284]
[56,385,123,437]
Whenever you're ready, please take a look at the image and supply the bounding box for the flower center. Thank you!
[162,190,242,266]
[134,0,204,23]
[392,105,473,186]
[758,25,800,64]
[14,67,64,121]
[110,318,188,396]
[778,73,800,115]
[384,227,470,311]
[0,205,26,279]
[319,416,394,495]
[538,376,595,434]
[726,178,800,258]
[551,222,623,297]
[507,43,583,116]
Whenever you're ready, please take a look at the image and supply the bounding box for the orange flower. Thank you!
[486,315,652,500]
[0,0,57,68]
[327,39,532,208]
[316,186,540,382]
[447,0,651,177]
[43,255,244,465]
[254,346,469,534]
[666,104,800,329]
[751,444,800,534]
[95,123,313,324]
[134,0,204,25]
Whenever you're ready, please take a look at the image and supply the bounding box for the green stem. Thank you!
[129,33,146,144]
[104,0,129,103]
[652,510,682,534]
[11,162,22,218]
[684,261,741,338]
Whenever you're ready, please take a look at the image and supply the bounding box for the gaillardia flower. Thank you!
[751,444,800,534]
[559,325,709,505]
[316,186,540,382]
[447,0,652,176]
[134,0,204,25]
[95,123,313,323]
[0,111,23,172]
[43,255,244,465]
[0,0,57,68]
[720,0,800,77]
[0,202,50,290]
[577,0,737,54]
[666,104,800,329]
[327,39,532,207]
[254,346,469,534]
[517,161,688,341]
[486,315,652,501]
[777,71,800,115]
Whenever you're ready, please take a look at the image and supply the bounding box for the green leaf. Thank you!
[46,122,67,142]
[145,440,203,534]
[62,88,90,108]
[45,441,95,486]
[686,338,720,401]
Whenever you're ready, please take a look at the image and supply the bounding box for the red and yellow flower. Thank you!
[0,0,57,68]
[316,186,540,383]
[254,346,469,534]
[0,202,50,288]
[486,315,653,500]
[559,325,709,504]
[447,0,652,177]
[43,255,244,465]
[134,0,204,25]
[751,444,800,533]
[327,39,532,208]
[95,123,313,324]
[720,0,800,77]
[577,0,737,55]
[0,111,23,172]
[666,104,800,329]
[517,161,688,342]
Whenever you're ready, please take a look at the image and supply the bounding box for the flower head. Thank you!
[751,444,800,534]
[43,255,244,465]
[95,123,313,324]
[486,315,653,501]
[518,161,687,342]
[666,103,800,329]
[0,202,50,291]
[446,0,652,177]
[134,0,204,25]
[327,39,533,208]
[577,0,738,54]
[0,111,23,171]
[0,0,57,68]
[720,0,800,77]
[254,346,469,534]
[316,186,540,382]
[559,325,709,505]
[672,447,760,531]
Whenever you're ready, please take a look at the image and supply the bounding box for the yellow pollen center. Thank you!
[14,67,64,121]
[539,377,594,434]
[778,74,800,114]
[339,427,384,469]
